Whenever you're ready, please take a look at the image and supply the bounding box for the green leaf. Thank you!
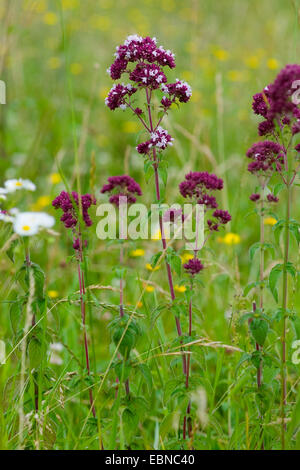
[160,411,180,439]
[31,263,45,300]
[150,251,162,268]
[158,164,168,187]
[28,338,43,369]
[250,318,268,346]
[243,281,262,297]
[268,264,283,303]
[249,242,261,261]
[144,160,153,182]
[10,302,23,334]
[138,363,153,391]
[273,183,285,197]
[168,254,181,277]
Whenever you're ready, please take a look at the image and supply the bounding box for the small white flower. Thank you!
[13,211,55,237]
[50,342,63,352]
[4,178,36,193]
[49,352,63,365]
[0,211,13,223]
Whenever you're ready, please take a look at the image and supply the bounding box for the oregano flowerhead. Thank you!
[100,175,142,206]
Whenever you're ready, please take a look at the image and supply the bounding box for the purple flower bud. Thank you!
[250,193,261,202]
[267,193,279,203]
[184,258,204,276]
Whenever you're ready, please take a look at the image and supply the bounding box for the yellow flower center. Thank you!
[22,225,31,231]
[15,182,23,187]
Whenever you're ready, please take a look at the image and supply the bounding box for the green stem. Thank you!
[281,182,291,450]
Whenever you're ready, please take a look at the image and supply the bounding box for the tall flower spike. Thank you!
[246,141,284,175]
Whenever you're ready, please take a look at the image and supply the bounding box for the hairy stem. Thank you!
[77,239,96,417]
[24,244,39,412]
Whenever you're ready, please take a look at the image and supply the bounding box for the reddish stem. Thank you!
[144,89,185,363]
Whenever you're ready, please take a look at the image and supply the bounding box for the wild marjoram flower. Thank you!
[179,171,231,439]
[105,35,192,372]
[246,141,283,448]
[250,64,300,449]
[101,175,142,396]
[52,191,97,417]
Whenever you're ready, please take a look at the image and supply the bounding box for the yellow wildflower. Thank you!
[137,301,143,308]
[32,195,51,210]
[267,58,279,70]
[180,253,194,264]
[175,285,187,293]
[222,233,241,245]
[43,12,58,26]
[144,285,155,293]
[48,290,58,298]
[146,263,160,272]
[50,173,61,184]
[130,249,145,257]
[264,217,277,226]
[213,49,229,61]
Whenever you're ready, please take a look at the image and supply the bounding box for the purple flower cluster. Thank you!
[105,83,137,111]
[107,35,175,80]
[207,210,232,231]
[137,126,174,155]
[52,191,96,229]
[250,193,261,202]
[129,63,167,89]
[100,175,142,206]
[161,79,192,106]
[184,258,204,276]
[179,172,223,204]
[246,140,284,175]
[179,172,231,231]
[267,193,279,203]
[252,65,300,136]
[105,36,192,164]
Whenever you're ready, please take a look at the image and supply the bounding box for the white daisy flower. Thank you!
[13,211,55,237]
[4,179,36,193]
